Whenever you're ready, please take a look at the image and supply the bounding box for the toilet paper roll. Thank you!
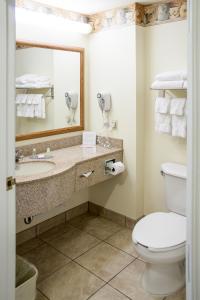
[110,161,125,176]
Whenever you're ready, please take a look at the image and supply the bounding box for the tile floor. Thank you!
[17,213,186,300]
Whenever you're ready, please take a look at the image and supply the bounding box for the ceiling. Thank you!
[34,0,160,15]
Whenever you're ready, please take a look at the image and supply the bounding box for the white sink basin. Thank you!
[15,161,56,177]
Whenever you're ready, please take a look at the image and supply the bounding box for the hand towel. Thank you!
[172,115,187,138]
[170,98,186,116]
[16,94,25,104]
[151,80,184,90]
[34,95,46,119]
[155,97,170,114]
[155,71,187,81]
[155,113,171,134]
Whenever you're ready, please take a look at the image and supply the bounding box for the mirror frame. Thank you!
[16,40,84,141]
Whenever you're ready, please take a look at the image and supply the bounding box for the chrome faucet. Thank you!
[15,149,24,163]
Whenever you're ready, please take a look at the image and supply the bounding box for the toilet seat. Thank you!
[133,212,186,252]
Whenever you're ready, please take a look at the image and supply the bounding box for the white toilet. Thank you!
[132,163,186,297]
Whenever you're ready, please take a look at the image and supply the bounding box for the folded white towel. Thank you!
[155,97,170,114]
[170,98,186,116]
[16,82,51,89]
[16,74,50,84]
[151,80,184,90]
[183,81,187,89]
[172,115,187,138]
[155,71,187,81]
[155,113,171,134]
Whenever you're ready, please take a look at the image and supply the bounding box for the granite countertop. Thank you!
[16,144,123,184]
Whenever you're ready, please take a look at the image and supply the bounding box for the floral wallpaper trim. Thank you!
[140,0,187,27]
[16,0,187,33]
[89,1,187,32]
[16,0,89,24]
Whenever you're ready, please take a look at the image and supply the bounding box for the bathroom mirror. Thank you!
[16,41,84,141]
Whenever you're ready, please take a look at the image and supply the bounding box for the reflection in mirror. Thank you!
[16,41,84,141]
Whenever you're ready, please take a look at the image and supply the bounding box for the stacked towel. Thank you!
[155,96,187,138]
[151,70,187,90]
[151,80,184,90]
[16,94,45,119]
[155,70,187,81]
[16,74,51,88]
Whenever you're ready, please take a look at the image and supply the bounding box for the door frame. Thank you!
[0,0,16,300]
[187,0,200,299]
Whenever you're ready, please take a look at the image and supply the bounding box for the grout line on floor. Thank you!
[36,258,72,285]
[73,259,108,284]
[68,215,124,241]
[16,239,47,256]
[42,234,102,261]
[37,289,50,300]
[106,258,136,284]
[103,238,139,259]
[86,282,108,300]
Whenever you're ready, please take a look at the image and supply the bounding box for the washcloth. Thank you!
[172,115,187,138]
[170,98,186,116]
[155,97,170,114]
[155,113,171,134]
[151,80,184,90]
[155,71,187,81]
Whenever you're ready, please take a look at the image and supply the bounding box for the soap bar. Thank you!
[82,131,96,147]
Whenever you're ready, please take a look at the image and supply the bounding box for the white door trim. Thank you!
[187,0,200,299]
[0,0,15,299]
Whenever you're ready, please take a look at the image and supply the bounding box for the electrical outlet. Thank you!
[111,120,118,129]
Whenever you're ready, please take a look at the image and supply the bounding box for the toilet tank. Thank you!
[161,163,187,216]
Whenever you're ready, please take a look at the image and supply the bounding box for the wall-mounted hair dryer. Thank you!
[97,93,112,113]
[65,92,78,124]
[97,93,112,129]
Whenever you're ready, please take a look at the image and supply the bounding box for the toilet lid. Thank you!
[133,212,186,251]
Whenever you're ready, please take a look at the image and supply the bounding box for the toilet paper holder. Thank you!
[105,159,116,175]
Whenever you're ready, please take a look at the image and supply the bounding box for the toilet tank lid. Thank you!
[161,163,187,179]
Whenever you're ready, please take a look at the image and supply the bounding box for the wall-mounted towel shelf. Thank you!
[150,88,187,91]
[16,86,54,99]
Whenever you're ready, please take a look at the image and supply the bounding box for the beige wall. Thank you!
[88,26,145,220]
[143,21,187,215]
[88,21,187,220]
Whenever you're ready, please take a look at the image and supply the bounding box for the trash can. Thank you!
[16,256,38,300]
